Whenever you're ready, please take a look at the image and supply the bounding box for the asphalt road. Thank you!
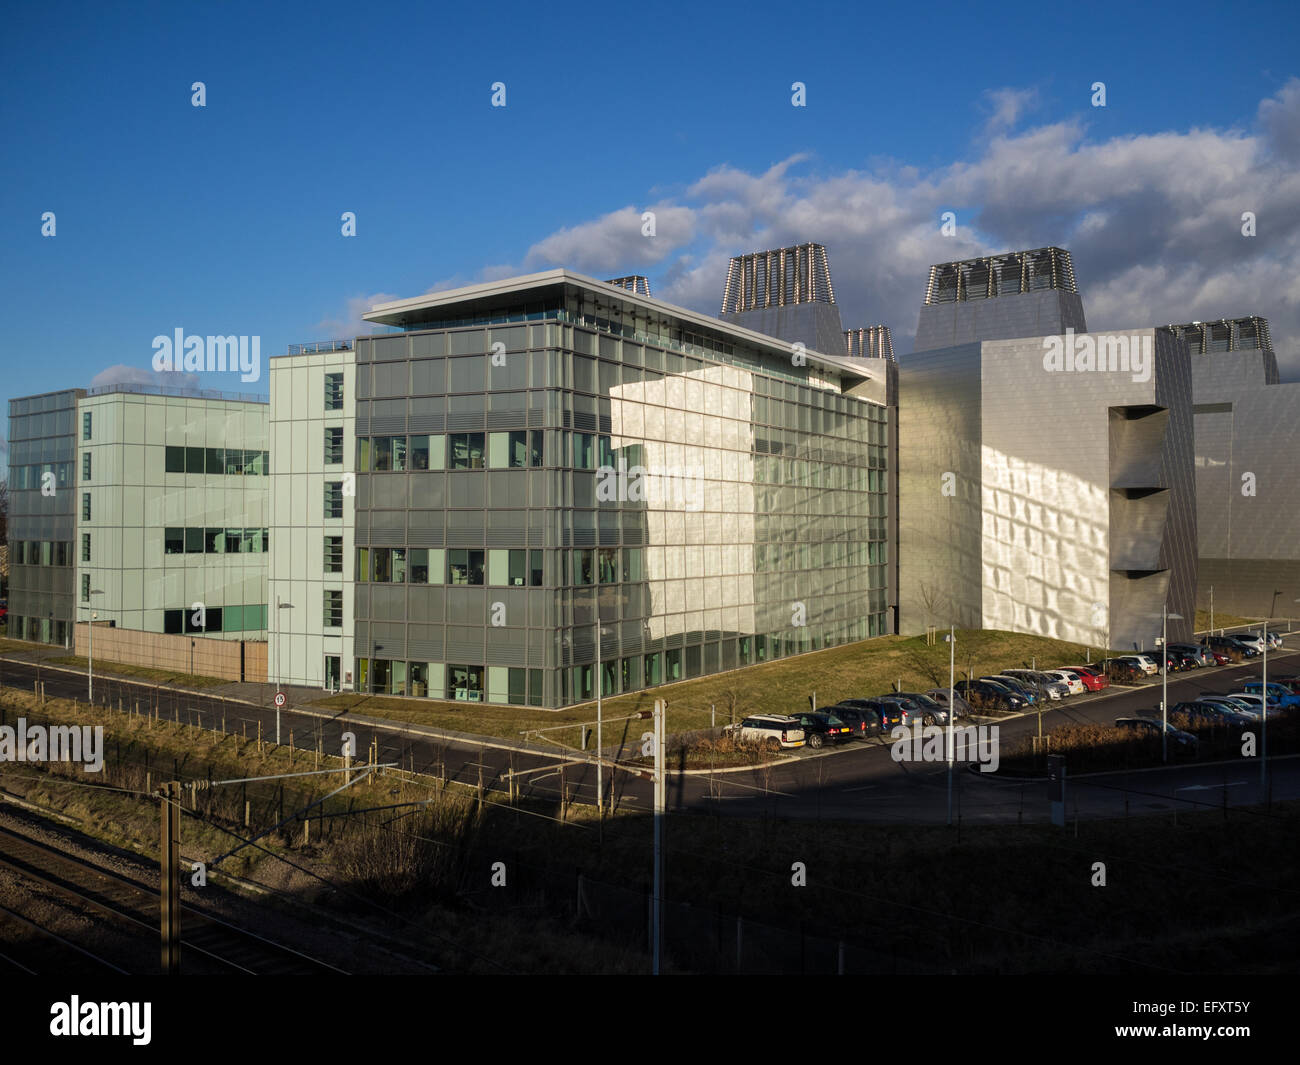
[2,638,1297,825]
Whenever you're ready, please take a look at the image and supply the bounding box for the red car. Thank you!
[1063,665,1109,692]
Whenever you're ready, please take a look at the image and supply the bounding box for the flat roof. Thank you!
[363,268,881,388]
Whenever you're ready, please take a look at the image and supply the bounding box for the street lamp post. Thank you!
[1151,607,1184,763]
[275,594,294,744]
[596,625,603,817]
[947,624,955,826]
[84,590,104,702]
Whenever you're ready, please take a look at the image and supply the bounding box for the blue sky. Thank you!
[3,0,1300,463]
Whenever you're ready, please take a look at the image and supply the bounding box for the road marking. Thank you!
[840,785,876,793]
[1176,782,1248,792]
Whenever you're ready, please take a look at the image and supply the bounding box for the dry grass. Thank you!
[312,628,1113,743]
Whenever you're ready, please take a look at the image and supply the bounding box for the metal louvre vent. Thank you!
[605,275,652,297]
[843,325,894,360]
[721,243,836,314]
[924,247,1076,303]
[446,410,485,431]
[371,416,407,435]
[408,412,445,432]
[445,640,481,661]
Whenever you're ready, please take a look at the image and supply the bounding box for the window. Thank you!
[81,533,91,563]
[164,527,184,554]
[324,590,342,628]
[392,548,407,583]
[530,429,544,467]
[488,430,531,469]
[598,547,618,583]
[356,437,370,471]
[164,609,183,634]
[224,449,245,475]
[373,548,391,583]
[205,528,223,553]
[530,550,543,587]
[409,435,430,470]
[324,536,343,573]
[81,574,90,602]
[324,372,344,411]
[185,527,204,553]
[54,541,70,567]
[82,452,91,481]
[224,529,243,553]
[206,447,224,474]
[324,481,343,518]
[165,445,185,472]
[82,410,92,440]
[447,549,484,585]
[81,492,91,520]
[410,548,429,583]
[186,446,204,474]
[356,547,370,583]
[372,436,392,471]
[325,427,343,464]
[449,433,485,469]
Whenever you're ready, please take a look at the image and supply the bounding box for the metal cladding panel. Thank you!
[721,302,849,357]
[974,328,1196,649]
[897,343,984,633]
[1189,373,1300,614]
[914,290,1088,353]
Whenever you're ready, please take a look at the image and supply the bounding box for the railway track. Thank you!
[0,823,348,975]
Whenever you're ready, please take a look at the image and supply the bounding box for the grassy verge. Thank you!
[313,629,1113,744]
[1195,609,1263,631]
[45,654,232,689]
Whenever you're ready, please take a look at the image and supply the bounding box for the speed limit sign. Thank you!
[274,691,286,708]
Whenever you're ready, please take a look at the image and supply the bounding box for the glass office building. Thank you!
[351,271,893,708]
[6,389,83,645]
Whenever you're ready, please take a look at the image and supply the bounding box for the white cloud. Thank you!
[322,79,1300,380]
[981,87,1040,135]
[314,292,401,339]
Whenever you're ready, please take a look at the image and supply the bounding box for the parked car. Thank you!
[1115,716,1199,755]
[1167,649,1201,671]
[954,679,1026,711]
[1233,633,1266,654]
[724,715,806,749]
[1168,643,1214,668]
[1197,695,1261,721]
[1269,675,1300,695]
[823,703,882,739]
[875,695,933,728]
[836,698,906,731]
[1201,647,1233,666]
[925,688,977,719]
[1098,658,1145,683]
[1063,666,1110,691]
[1042,669,1087,695]
[1240,680,1300,709]
[1002,669,1070,700]
[791,711,855,748]
[1171,702,1252,730]
[1224,693,1282,719]
[1119,654,1159,676]
[982,675,1040,705]
[891,691,954,725]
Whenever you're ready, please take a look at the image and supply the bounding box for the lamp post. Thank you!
[85,589,104,702]
[596,624,609,817]
[947,624,955,826]
[1148,607,1184,763]
[275,594,294,744]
